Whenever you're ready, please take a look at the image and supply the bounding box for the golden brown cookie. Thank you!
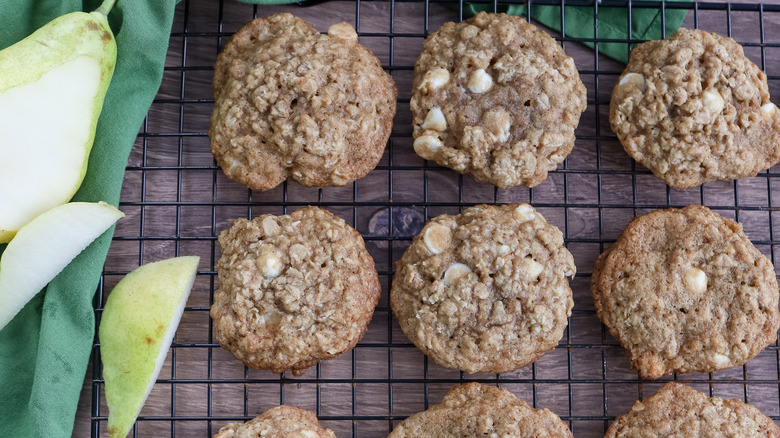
[610,28,780,189]
[605,382,780,437]
[410,12,586,188]
[390,204,575,373]
[389,382,573,437]
[214,405,336,438]
[592,205,780,379]
[209,13,397,191]
[210,206,380,375]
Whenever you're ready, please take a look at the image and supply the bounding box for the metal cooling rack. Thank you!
[85,0,780,436]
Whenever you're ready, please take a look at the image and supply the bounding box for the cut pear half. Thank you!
[99,256,200,438]
[0,1,117,244]
[0,56,101,242]
[0,201,124,329]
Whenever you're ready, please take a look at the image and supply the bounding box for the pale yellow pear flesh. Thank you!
[0,9,116,243]
[99,256,200,438]
[0,57,101,237]
[0,201,124,329]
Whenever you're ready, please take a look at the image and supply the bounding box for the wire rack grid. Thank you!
[82,0,780,436]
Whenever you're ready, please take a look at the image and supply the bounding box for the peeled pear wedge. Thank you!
[99,256,200,438]
[0,0,118,243]
[0,201,123,329]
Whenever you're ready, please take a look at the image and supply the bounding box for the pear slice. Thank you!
[99,256,200,438]
[0,0,117,243]
[0,201,123,329]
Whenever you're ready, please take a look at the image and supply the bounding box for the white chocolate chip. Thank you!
[713,353,730,367]
[444,263,472,285]
[422,107,447,131]
[468,69,493,94]
[422,223,451,255]
[522,257,543,281]
[257,252,282,278]
[413,135,442,157]
[494,116,510,143]
[703,90,725,114]
[327,22,357,42]
[419,68,450,92]
[513,204,535,223]
[618,72,646,91]
[498,244,511,255]
[483,107,511,143]
[685,267,707,294]
[761,103,778,116]
[331,169,350,185]
[261,216,281,237]
[301,430,319,438]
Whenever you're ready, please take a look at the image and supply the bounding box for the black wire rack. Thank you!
[85,0,780,436]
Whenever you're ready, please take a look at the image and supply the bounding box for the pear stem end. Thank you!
[96,0,118,17]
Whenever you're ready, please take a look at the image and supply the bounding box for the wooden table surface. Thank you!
[73,0,780,436]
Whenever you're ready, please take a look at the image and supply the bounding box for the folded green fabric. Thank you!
[468,1,688,63]
[0,0,178,436]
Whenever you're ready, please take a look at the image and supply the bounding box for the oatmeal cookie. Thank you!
[214,405,336,438]
[210,206,380,375]
[389,382,573,437]
[390,204,575,373]
[209,13,397,191]
[610,28,780,189]
[410,12,586,188]
[592,205,780,379]
[605,382,780,437]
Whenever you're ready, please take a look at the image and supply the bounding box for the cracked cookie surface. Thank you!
[214,405,336,438]
[605,382,780,437]
[410,12,586,188]
[211,206,380,375]
[592,205,780,379]
[210,13,397,191]
[388,382,573,437]
[610,28,780,189]
[390,204,575,373]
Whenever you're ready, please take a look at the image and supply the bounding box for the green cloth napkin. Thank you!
[0,0,178,436]
[468,1,688,63]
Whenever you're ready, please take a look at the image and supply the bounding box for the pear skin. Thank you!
[0,4,117,243]
[0,201,124,329]
[99,256,200,438]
